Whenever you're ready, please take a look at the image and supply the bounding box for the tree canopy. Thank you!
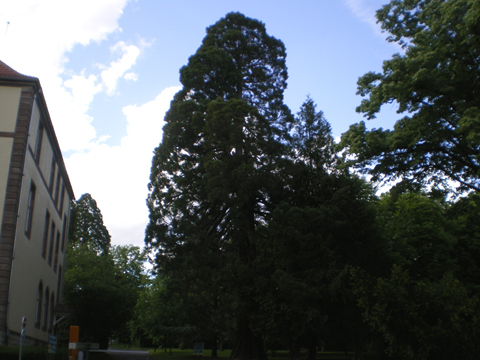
[337,0,480,193]
[140,4,480,359]
[146,12,291,360]
[64,194,146,349]
[69,193,111,254]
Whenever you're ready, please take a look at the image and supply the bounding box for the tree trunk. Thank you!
[212,334,218,358]
[352,334,364,360]
[230,198,265,360]
[288,338,300,360]
[306,332,317,360]
[230,316,267,360]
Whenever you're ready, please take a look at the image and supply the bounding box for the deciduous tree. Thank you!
[64,194,145,348]
[337,0,480,193]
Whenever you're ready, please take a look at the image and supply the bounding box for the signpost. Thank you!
[48,335,57,360]
[19,317,26,360]
[193,342,204,357]
[69,326,79,360]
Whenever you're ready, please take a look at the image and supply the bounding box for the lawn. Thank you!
[110,344,405,360]
[145,348,396,360]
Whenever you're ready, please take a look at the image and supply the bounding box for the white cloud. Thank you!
[65,86,181,247]
[63,72,102,110]
[124,72,139,81]
[101,41,141,95]
[343,0,384,35]
[0,0,132,152]
[0,0,176,247]
[0,0,129,79]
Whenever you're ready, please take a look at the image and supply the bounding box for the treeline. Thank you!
[61,194,147,350]
[62,1,480,360]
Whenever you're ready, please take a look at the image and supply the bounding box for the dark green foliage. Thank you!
[376,191,455,281]
[446,192,480,296]
[64,244,119,348]
[338,3,480,354]
[251,98,384,360]
[180,12,288,120]
[351,265,480,360]
[143,5,480,359]
[0,346,69,360]
[337,0,480,193]
[351,190,480,359]
[64,195,145,349]
[0,346,46,360]
[146,12,291,360]
[69,193,111,254]
[292,96,335,169]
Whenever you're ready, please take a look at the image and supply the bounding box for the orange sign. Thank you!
[69,326,79,360]
[69,326,79,343]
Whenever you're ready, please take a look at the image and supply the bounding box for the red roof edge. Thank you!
[0,60,37,80]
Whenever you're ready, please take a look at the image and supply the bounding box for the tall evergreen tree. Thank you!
[146,13,290,360]
[292,96,335,170]
[69,193,111,254]
[252,98,384,360]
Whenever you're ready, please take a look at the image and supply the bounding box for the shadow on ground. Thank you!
[89,349,150,360]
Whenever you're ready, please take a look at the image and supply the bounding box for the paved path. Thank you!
[90,349,150,360]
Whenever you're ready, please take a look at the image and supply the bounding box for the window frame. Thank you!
[41,211,50,259]
[34,281,43,328]
[25,182,36,238]
[34,122,44,164]
[42,287,49,331]
[48,221,56,266]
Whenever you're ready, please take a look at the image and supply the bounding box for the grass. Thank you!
[148,348,231,358]
[144,348,393,360]
[110,344,405,360]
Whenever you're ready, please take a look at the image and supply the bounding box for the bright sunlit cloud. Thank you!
[0,0,131,153]
[65,86,181,246]
[101,41,141,95]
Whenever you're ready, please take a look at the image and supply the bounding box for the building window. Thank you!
[54,172,61,208]
[61,216,67,253]
[25,182,36,238]
[49,159,56,194]
[41,211,50,259]
[59,185,65,214]
[49,292,55,333]
[42,288,49,331]
[57,266,62,303]
[48,222,56,266]
[53,231,60,272]
[34,123,44,164]
[35,281,43,328]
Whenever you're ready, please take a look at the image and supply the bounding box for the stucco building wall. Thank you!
[0,61,74,346]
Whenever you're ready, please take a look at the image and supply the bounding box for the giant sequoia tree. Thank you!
[146,13,289,360]
[337,0,480,193]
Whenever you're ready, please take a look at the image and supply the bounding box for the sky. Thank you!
[0,0,402,249]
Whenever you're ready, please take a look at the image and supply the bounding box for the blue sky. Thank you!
[1,0,400,248]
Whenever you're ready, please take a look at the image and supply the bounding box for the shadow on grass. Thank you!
[143,349,404,360]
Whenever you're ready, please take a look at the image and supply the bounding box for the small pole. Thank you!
[19,317,26,360]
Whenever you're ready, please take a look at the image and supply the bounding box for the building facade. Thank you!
[0,60,74,346]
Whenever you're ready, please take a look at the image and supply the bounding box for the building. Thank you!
[0,60,74,346]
